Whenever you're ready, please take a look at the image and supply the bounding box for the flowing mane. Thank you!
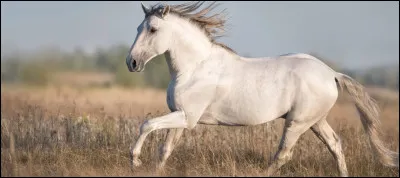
[147,1,236,54]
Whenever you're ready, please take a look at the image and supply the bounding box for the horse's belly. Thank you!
[201,98,289,126]
[198,68,295,126]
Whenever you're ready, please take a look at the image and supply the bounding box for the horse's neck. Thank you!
[165,50,207,82]
[164,15,221,80]
[165,45,239,82]
[165,42,211,81]
[165,15,239,82]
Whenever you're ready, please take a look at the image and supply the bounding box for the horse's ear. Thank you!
[141,2,150,15]
[161,5,170,18]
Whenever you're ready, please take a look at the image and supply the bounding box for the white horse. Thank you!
[126,2,398,176]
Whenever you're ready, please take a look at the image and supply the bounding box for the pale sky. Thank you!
[1,1,399,69]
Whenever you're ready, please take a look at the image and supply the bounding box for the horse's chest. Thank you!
[166,70,220,112]
[166,80,190,111]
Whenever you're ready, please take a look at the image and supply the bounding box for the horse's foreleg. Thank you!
[158,128,184,169]
[130,111,187,169]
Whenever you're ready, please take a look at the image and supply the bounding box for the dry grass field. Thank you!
[1,84,399,176]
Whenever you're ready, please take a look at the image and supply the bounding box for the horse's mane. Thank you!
[148,1,236,54]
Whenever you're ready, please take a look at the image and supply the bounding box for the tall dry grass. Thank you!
[1,84,399,176]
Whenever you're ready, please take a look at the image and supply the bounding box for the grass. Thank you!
[1,84,399,176]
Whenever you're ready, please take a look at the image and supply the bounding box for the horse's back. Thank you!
[203,53,339,125]
[240,53,338,89]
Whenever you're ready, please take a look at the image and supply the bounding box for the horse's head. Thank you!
[126,3,173,72]
[126,2,233,73]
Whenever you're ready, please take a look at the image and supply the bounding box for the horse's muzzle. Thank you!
[128,58,144,72]
[131,59,137,71]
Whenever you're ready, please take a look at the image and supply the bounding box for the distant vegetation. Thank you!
[1,44,398,90]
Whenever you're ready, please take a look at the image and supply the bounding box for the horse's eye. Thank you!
[150,27,157,33]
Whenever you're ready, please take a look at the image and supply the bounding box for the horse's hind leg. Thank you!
[311,119,348,177]
[265,115,319,176]
[158,128,184,169]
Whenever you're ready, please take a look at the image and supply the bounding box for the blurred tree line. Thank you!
[1,44,398,90]
[1,44,170,89]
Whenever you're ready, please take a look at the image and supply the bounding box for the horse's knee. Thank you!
[184,118,196,130]
[333,137,343,150]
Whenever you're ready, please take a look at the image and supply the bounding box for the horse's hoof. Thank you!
[132,158,142,167]
[156,162,165,171]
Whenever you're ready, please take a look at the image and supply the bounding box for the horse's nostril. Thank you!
[132,60,137,69]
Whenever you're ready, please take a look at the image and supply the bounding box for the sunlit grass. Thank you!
[1,85,398,176]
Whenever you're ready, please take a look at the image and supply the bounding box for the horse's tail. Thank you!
[335,72,399,168]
